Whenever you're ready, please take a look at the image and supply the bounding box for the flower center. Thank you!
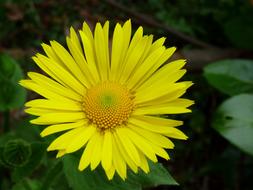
[83,82,134,129]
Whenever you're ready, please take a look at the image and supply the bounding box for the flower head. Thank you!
[20,20,193,180]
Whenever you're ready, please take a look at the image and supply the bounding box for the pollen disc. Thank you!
[83,82,134,129]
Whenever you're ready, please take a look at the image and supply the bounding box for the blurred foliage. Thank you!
[0,0,253,190]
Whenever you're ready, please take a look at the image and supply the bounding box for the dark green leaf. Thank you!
[63,155,140,190]
[12,179,41,190]
[0,54,26,111]
[63,154,177,190]
[40,160,63,190]
[204,59,253,96]
[128,161,178,188]
[212,94,253,156]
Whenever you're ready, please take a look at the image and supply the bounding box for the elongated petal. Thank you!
[90,132,103,170]
[112,135,127,180]
[138,151,149,173]
[113,132,138,173]
[35,54,86,95]
[27,72,82,102]
[65,126,96,153]
[129,116,182,134]
[130,125,175,148]
[20,80,72,102]
[124,128,157,162]
[50,41,90,87]
[47,127,84,151]
[25,99,82,111]
[101,131,113,171]
[126,46,165,88]
[30,112,85,125]
[40,120,88,137]
[79,31,100,83]
[134,47,176,90]
[115,128,140,166]
[94,23,109,81]
[105,166,116,180]
[66,37,95,86]
[78,131,98,171]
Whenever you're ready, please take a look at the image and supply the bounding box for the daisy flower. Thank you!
[20,20,193,180]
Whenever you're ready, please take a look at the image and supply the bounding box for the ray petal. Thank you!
[30,112,85,125]
[101,130,113,171]
[65,126,96,153]
[40,120,88,137]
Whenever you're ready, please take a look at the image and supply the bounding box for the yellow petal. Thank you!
[40,120,88,137]
[150,144,170,160]
[123,127,157,162]
[137,59,186,92]
[94,23,109,81]
[20,80,71,102]
[66,37,95,86]
[56,150,66,158]
[69,27,82,52]
[27,72,82,102]
[132,115,183,127]
[90,132,103,170]
[35,54,86,95]
[119,36,150,84]
[138,151,150,173]
[79,31,100,83]
[105,166,115,180]
[114,25,141,81]
[30,112,85,125]
[41,43,64,67]
[25,99,81,111]
[82,21,94,43]
[65,126,96,153]
[101,130,113,171]
[136,87,188,107]
[137,35,154,67]
[164,128,188,140]
[78,131,98,171]
[135,71,188,104]
[50,41,90,87]
[134,47,176,90]
[130,125,175,149]
[134,105,191,115]
[47,127,84,151]
[115,128,140,166]
[126,46,165,89]
[25,108,50,116]
[149,37,166,53]
[112,135,127,180]
[129,116,182,134]
[113,132,138,173]
[110,23,124,81]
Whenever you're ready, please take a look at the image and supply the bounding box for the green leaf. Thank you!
[12,179,41,190]
[128,161,178,188]
[224,14,253,50]
[212,94,253,156]
[0,54,26,111]
[12,142,47,182]
[40,160,63,190]
[63,154,177,190]
[204,59,253,96]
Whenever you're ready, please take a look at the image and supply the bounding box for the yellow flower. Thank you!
[20,20,193,180]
